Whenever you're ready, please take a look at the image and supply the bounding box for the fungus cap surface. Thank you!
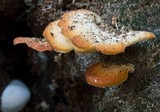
[85,62,135,87]
[43,20,73,53]
[58,9,155,55]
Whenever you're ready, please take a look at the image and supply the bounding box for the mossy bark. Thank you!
[0,0,159,112]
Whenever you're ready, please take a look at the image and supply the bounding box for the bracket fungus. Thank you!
[85,62,135,87]
[14,9,155,55]
[13,9,155,88]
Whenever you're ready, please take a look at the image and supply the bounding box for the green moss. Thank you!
[97,0,118,3]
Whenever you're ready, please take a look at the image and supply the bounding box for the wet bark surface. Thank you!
[0,0,160,112]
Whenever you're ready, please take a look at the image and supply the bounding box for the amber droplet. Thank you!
[85,62,134,88]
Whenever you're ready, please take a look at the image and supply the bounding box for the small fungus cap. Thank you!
[85,62,135,87]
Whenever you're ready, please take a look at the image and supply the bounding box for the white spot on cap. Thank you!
[94,79,98,83]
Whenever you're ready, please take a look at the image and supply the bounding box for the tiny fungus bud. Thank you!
[85,62,135,88]
[111,16,118,26]
[1,80,31,112]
